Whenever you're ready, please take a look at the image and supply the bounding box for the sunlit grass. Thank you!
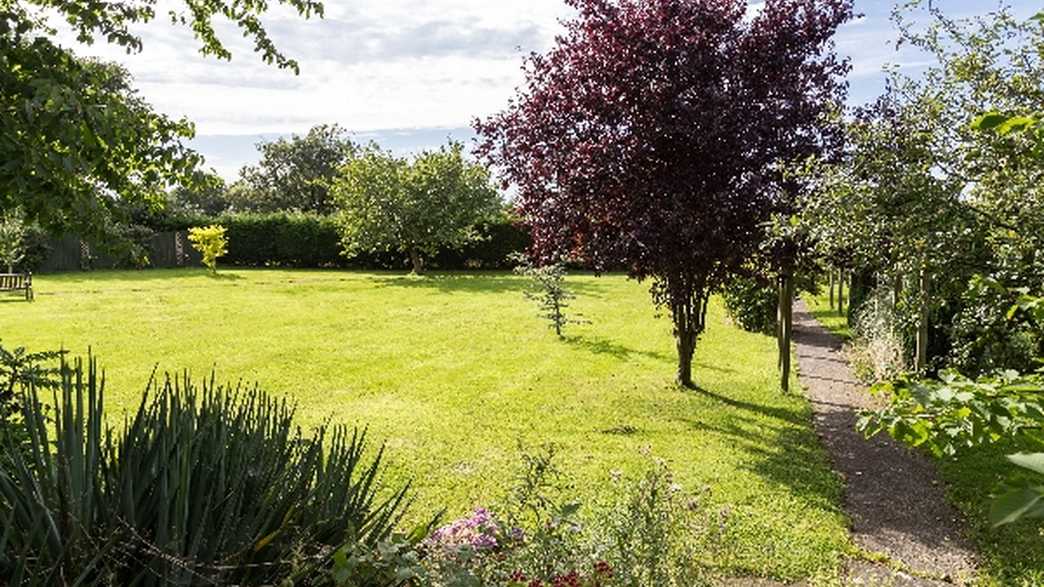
[802,288,852,340]
[0,268,851,581]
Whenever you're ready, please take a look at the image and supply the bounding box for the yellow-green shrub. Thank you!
[188,225,228,273]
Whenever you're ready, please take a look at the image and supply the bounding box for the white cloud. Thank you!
[52,0,573,136]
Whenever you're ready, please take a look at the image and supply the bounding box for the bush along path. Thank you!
[792,300,977,585]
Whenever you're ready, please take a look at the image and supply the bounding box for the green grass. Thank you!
[0,268,851,581]
[802,289,852,340]
[802,287,1044,585]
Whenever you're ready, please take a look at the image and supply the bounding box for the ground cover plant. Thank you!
[0,268,851,582]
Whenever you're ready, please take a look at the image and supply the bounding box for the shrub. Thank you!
[188,224,228,273]
[0,356,413,585]
[0,342,64,472]
[845,285,909,383]
[720,275,777,334]
[947,276,1043,376]
[218,211,346,268]
[513,254,585,338]
[357,445,731,586]
[0,210,26,273]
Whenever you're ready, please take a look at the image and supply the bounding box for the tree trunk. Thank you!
[778,273,794,393]
[828,269,834,309]
[837,270,845,317]
[676,329,696,388]
[408,249,424,274]
[916,269,930,372]
[892,268,902,307]
[669,279,708,389]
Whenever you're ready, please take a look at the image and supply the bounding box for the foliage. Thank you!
[0,355,412,585]
[799,5,1044,372]
[860,369,1044,459]
[859,367,1044,528]
[0,209,26,273]
[512,254,584,338]
[168,170,231,216]
[370,446,729,586]
[844,285,909,384]
[39,211,528,272]
[860,285,1044,528]
[187,224,228,273]
[236,124,357,214]
[334,142,502,274]
[219,211,344,268]
[0,341,64,468]
[721,275,777,335]
[947,275,1043,376]
[476,0,853,387]
[0,0,321,248]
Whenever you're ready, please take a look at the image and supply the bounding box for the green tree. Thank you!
[0,0,322,243]
[237,124,357,213]
[0,210,27,273]
[334,142,501,274]
[169,170,231,216]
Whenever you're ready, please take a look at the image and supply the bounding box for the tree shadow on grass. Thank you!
[685,413,847,515]
[688,385,805,427]
[371,272,614,297]
[564,334,672,362]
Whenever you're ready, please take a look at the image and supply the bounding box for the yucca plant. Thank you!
[0,356,415,585]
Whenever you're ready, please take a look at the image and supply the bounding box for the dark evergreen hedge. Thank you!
[159,211,530,270]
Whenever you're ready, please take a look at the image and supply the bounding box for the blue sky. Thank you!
[59,0,1039,179]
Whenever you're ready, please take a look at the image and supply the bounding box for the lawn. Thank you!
[802,288,852,341]
[0,268,851,582]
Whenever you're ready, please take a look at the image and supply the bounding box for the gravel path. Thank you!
[792,300,977,585]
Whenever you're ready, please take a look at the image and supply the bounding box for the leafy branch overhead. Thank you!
[0,0,323,249]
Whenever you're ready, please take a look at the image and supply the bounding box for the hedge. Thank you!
[153,211,531,270]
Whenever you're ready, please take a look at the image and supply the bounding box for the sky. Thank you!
[55,0,1040,180]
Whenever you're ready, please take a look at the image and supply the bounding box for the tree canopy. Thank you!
[0,0,323,242]
[234,124,357,214]
[476,0,853,387]
[333,142,501,274]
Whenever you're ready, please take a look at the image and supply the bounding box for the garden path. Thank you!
[792,300,977,586]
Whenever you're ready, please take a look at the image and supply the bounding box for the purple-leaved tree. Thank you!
[477,0,852,387]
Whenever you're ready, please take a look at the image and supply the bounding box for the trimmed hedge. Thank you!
[156,211,531,270]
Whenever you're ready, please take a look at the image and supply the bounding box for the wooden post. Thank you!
[916,269,929,372]
[837,269,845,317]
[828,269,835,309]
[893,270,902,307]
[778,273,794,393]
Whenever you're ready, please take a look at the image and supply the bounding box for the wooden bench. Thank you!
[0,273,33,301]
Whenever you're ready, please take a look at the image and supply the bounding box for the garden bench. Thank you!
[0,273,33,301]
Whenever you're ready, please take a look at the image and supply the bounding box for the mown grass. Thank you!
[802,289,1044,586]
[802,289,852,341]
[0,268,852,581]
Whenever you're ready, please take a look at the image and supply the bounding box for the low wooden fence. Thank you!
[37,232,202,273]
